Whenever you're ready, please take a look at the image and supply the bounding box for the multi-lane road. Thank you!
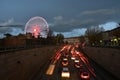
[33,44,118,80]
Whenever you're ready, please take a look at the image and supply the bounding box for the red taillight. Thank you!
[81,72,90,79]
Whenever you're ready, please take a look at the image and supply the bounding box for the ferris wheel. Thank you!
[24,16,49,38]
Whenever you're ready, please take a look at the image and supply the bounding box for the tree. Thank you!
[4,33,12,38]
[85,26,104,45]
[85,26,104,36]
[56,33,64,44]
[47,29,54,37]
[17,33,26,37]
[79,36,85,43]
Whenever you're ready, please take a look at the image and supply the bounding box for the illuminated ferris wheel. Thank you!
[24,16,49,38]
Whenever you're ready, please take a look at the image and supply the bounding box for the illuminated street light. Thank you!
[100,40,102,43]
[114,38,118,42]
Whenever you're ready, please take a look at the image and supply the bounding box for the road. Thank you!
[33,44,118,80]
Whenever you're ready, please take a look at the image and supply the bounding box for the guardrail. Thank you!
[90,45,120,49]
[0,45,42,54]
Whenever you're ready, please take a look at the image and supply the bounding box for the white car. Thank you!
[61,67,70,78]
[63,58,68,61]
[71,56,75,60]
[74,59,79,63]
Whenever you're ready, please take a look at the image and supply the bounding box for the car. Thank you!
[61,67,70,78]
[62,58,68,66]
[79,66,86,74]
[74,59,79,63]
[75,62,83,68]
[71,56,75,60]
[80,72,90,80]
[71,55,76,60]
[64,53,69,57]
[63,57,68,61]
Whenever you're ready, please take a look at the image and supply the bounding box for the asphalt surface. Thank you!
[33,45,118,80]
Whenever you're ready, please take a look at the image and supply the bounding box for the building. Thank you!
[101,27,120,46]
[64,37,80,44]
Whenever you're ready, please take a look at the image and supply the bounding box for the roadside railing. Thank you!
[0,45,42,54]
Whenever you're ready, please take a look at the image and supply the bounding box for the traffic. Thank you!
[37,44,117,80]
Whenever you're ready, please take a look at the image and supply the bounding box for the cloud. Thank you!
[80,8,120,16]
[0,34,6,38]
[54,16,63,21]
[52,18,119,38]
[76,8,120,29]
[78,8,120,23]
[10,28,24,35]
[53,22,118,38]
[0,18,24,38]
[0,27,24,38]
[49,11,120,37]
[0,18,14,26]
[0,27,23,35]
[53,16,65,25]
[0,27,13,34]
[54,28,86,38]
[0,18,24,27]
[0,27,25,38]
[50,15,97,32]
[99,22,119,31]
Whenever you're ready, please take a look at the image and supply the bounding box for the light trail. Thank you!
[46,64,55,75]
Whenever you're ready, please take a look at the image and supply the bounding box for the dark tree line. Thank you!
[85,26,104,45]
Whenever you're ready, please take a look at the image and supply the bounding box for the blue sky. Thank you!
[0,0,120,38]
